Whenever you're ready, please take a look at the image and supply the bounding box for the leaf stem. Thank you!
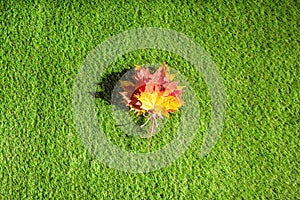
[147,113,156,151]
[150,113,156,136]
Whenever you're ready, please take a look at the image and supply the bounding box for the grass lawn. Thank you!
[1,0,299,199]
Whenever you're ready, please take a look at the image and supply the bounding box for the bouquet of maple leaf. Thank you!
[120,63,184,150]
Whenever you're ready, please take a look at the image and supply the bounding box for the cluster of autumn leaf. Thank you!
[120,63,184,147]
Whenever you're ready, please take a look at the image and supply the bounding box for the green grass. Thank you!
[1,0,299,199]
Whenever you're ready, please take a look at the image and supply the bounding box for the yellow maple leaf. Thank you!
[138,91,183,117]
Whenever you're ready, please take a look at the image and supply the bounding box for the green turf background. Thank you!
[1,0,299,199]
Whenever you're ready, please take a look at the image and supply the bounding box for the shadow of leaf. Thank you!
[89,68,130,103]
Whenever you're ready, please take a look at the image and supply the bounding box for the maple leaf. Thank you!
[119,63,184,150]
[138,91,183,117]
